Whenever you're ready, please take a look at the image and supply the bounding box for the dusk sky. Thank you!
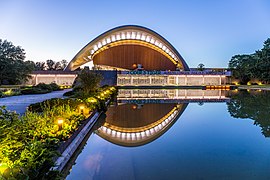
[1,0,270,67]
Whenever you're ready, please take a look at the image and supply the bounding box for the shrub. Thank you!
[49,83,61,91]
[36,83,53,91]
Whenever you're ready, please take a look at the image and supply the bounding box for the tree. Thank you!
[35,61,46,71]
[228,37,270,84]
[75,69,103,95]
[46,59,55,70]
[197,63,205,71]
[0,39,34,85]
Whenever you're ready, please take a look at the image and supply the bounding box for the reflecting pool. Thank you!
[65,89,270,180]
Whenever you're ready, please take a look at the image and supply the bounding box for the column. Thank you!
[219,76,222,85]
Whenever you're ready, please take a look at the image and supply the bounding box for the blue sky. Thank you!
[1,0,270,67]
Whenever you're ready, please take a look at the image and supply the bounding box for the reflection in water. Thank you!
[96,103,187,146]
[227,90,270,137]
[65,89,270,180]
[96,89,230,147]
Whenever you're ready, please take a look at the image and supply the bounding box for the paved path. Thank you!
[0,89,71,114]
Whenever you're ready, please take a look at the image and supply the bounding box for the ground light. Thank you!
[0,163,8,174]
[79,105,85,115]
[57,118,64,130]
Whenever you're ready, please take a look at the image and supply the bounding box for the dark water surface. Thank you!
[66,90,270,180]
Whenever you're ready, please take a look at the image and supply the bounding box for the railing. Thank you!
[118,70,231,76]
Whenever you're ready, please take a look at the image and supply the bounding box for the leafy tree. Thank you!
[197,63,205,71]
[34,59,68,71]
[0,39,34,85]
[46,59,55,70]
[75,69,103,95]
[228,38,270,84]
[35,61,46,71]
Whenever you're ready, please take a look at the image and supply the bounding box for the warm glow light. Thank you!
[79,105,85,110]
[58,119,64,125]
[116,34,121,40]
[111,35,116,41]
[0,163,8,174]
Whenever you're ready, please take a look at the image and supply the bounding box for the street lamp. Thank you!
[57,118,64,130]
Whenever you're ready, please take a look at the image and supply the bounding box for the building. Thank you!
[64,25,231,86]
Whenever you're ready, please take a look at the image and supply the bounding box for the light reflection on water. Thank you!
[65,89,270,180]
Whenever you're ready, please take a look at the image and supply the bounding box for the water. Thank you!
[0,89,71,114]
[64,89,270,180]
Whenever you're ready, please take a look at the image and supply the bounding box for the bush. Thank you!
[36,83,53,91]
[0,91,3,98]
[49,83,61,91]
[63,90,75,97]
[21,88,50,95]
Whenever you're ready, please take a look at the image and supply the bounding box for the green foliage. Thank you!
[197,63,205,71]
[0,39,34,85]
[34,59,68,71]
[75,69,103,95]
[0,86,117,179]
[21,83,61,95]
[229,38,270,84]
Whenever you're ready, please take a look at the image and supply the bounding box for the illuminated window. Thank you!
[116,34,121,41]
[90,49,95,54]
[126,32,131,39]
[159,43,163,48]
[106,38,111,43]
[93,45,98,51]
[131,32,136,39]
[136,33,141,40]
[102,40,106,45]
[111,35,116,42]
[155,40,159,46]
[141,34,146,41]
[162,45,166,50]
[121,33,126,39]
[150,38,155,44]
[98,42,102,48]
[146,36,151,42]
[166,49,169,53]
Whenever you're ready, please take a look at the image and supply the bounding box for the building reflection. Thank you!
[96,89,230,147]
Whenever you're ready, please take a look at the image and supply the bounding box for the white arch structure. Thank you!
[96,104,187,147]
[65,25,189,71]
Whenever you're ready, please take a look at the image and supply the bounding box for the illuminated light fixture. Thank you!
[131,32,136,39]
[57,118,64,130]
[141,35,146,41]
[162,45,166,50]
[172,54,175,58]
[136,33,141,40]
[93,45,98,51]
[116,34,121,40]
[90,49,95,54]
[111,35,116,42]
[155,40,159,46]
[106,38,111,43]
[146,36,151,42]
[79,105,85,115]
[150,38,155,44]
[116,131,121,137]
[158,43,163,48]
[98,42,102,48]
[121,33,126,39]
[126,32,131,39]
[165,48,169,53]
[107,128,112,134]
[102,40,106,45]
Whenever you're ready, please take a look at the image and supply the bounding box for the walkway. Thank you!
[0,89,71,114]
